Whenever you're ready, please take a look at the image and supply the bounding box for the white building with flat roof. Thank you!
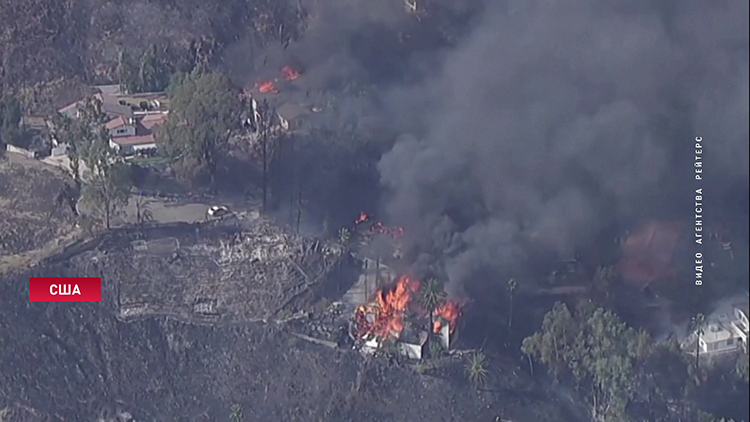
[685,294,750,358]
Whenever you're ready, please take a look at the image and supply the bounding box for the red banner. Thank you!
[29,277,101,302]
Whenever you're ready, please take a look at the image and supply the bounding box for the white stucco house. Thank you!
[686,295,749,358]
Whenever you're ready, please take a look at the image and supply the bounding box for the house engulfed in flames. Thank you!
[352,275,461,360]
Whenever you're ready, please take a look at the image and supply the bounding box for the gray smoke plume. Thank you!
[378,0,749,296]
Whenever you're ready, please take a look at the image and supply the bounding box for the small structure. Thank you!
[95,84,122,96]
[109,135,157,155]
[437,318,458,350]
[699,315,743,356]
[685,295,750,358]
[357,329,429,360]
[193,298,219,315]
[397,328,428,360]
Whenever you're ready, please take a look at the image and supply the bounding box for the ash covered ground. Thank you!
[0,224,584,422]
[0,0,747,420]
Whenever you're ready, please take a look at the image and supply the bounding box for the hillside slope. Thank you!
[0,235,585,422]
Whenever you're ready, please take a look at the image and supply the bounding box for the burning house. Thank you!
[351,275,461,360]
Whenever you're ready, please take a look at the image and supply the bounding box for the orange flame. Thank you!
[355,275,420,339]
[354,211,403,238]
[355,212,369,224]
[370,221,405,238]
[433,301,461,334]
[257,80,279,93]
[281,65,301,81]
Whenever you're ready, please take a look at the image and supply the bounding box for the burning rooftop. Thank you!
[352,274,462,359]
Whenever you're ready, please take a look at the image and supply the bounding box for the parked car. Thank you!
[207,205,230,219]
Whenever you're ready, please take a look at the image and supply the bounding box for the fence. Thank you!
[5,144,38,158]
[35,220,239,269]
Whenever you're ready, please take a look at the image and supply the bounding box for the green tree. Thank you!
[50,112,84,185]
[79,135,131,229]
[735,346,749,382]
[691,313,707,368]
[418,277,448,337]
[116,49,136,94]
[465,352,489,388]
[522,302,652,421]
[156,71,242,184]
[0,94,22,146]
[521,302,577,380]
[507,278,517,331]
[138,44,168,92]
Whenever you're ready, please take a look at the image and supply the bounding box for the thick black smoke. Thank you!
[377,0,749,295]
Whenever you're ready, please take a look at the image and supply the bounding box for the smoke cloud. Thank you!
[377,0,749,295]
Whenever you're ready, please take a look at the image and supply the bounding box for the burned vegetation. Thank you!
[0,154,78,261]
[107,217,349,323]
[0,220,580,422]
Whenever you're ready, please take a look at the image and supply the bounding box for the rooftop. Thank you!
[105,116,130,130]
[139,113,168,130]
[94,94,134,118]
[95,84,122,96]
[110,134,156,146]
[616,220,683,287]
[58,101,80,114]
[21,116,48,130]
[702,322,734,344]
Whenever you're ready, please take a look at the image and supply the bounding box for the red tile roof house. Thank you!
[107,113,168,155]
[615,220,684,291]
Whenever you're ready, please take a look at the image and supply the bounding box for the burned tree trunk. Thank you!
[296,190,302,233]
[375,253,380,289]
[262,131,268,209]
[363,259,369,303]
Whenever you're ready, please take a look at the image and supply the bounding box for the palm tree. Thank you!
[116,49,129,94]
[134,194,154,230]
[507,278,518,331]
[465,352,489,388]
[418,278,447,327]
[593,265,617,300]
[691,313,707,368]
[337,227,351,292]
[338,227,351,246]
[229,404,243,422]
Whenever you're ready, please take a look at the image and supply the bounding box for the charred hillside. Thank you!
[0,0,305,98]
[0,226,585,421]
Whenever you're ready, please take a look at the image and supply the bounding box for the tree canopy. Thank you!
[156,71,242,182]
[522,301,713,422]
[0,94,22,146]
